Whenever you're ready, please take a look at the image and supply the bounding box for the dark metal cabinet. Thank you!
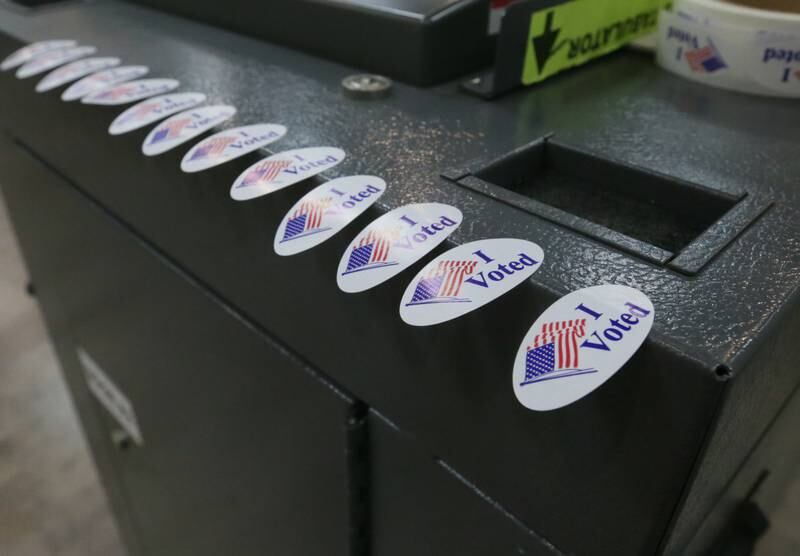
[2,1,800,553]
[0,137,353,556]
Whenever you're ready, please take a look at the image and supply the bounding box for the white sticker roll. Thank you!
[657,0,800,97]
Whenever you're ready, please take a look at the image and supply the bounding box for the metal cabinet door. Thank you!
[369,411,557,556]
[0,136,352,556]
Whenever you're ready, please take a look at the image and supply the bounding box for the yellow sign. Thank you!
[522,0,669,85]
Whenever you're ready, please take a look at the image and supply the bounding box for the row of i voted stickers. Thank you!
[3,40,656,412]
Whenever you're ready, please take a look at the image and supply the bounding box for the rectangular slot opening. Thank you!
[472,140,741,255]
[8,0,72,6]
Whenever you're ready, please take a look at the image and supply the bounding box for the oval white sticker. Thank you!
[230,147,345,201]
[141,105,236,156]
[180,123,287,173]
[36,57,120,93]
[16,45,96,79]
[2,40,76,71]
[512,285,654,412]
[336,203,462,293]
[62,65,149,101]
[400,238,545,326]
[81,78,179,106]
[108,93,206,135]
[274,175,386,256]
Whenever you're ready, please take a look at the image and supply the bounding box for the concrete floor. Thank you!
[0,196,797,556]
[0,198,126,556]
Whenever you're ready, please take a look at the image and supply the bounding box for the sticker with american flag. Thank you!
[190,137,236,161]
[16,45,96,79]
[148,118,192,144]
[230,147,345,201]
[141,105,236,156]
[108,92,205,136]
[658,14,800,98]
[279,197,334,243]
[337,203,462,294]
[274,175,386,257]
[3,40,76,72]
[521,319,596,386]
[180,123,287,173]
[400,238,544,326]
[81,78,180,106]
[240,159,292,187]
[36,57,119,93]
[684,39,727,74]
[406,260,478,306]
[62,65,149,102]
[513,285,654,412]
[343,228,398,274]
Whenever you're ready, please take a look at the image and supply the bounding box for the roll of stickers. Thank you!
[657,0,800,97]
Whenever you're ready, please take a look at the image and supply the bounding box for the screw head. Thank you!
[341,74,393,100]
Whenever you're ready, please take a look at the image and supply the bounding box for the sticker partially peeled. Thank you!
[82,78,180,105]
[180,123,287,172]
[108,92,206,135]
[36,57,120,92]
[400,238,544,326]
[337,203,462,293]
[2,39,76,71]
[274,175,386,256]
[62,65,149,101]
[16,45,97,79]
[512,285,654,411]
[231,147,345,201]
[141,105,236,156]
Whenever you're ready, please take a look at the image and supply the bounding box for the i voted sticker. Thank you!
[36,57,120,93]
[274,175,386,256]
[230,147,345,201]
[108,93,205,135]
[748,35,800,95]
[2,40,76,71]
[81,78,179,105]
[180,123,287,173]
[62,65,149,101]
[16,45,96,79]
[337,203,462,293]
[142,105,236,156]
[400,238,544,326]
[513,285,654,412]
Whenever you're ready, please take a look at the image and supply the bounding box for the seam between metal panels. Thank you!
[437,459,567,556]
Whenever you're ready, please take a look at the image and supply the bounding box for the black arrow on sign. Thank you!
[532,11,565,74]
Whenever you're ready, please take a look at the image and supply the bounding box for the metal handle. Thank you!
[110,428,134,451]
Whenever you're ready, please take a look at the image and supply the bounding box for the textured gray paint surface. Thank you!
[1,1,799,555]
[0,2,797,369]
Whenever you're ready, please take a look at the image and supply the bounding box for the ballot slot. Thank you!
[451,137,764,273]
[8,0,69,8]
